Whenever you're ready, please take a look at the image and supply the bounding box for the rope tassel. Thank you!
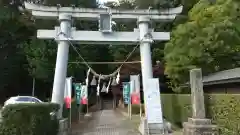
[111,77,117,86]
[106,78,112,93]
[116,71,120,84]
[85,68,91,85]
[91,76,97,86]
[97,75,101,96]
[101,83,107,92]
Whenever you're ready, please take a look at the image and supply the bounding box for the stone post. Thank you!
[58,118,69,135]
[190,68,205,119]
[183,68,218,135]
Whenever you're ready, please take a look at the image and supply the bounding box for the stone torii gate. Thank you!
[24,1,182,127]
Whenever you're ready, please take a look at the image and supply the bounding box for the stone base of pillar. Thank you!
[58,118,69,135]
[183,118,218,135]
[138,117,170,135]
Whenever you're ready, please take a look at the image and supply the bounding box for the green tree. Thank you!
[164,0,240,89]
[21,0,115,83]
[0,0,36,100]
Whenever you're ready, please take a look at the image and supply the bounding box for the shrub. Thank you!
[0,103,59,135]
[205,94,240,135]
[160,94,240,135]
[161,94,191,126]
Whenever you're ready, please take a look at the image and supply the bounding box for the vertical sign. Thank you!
[81,85,88,105]
[123,82,130,104]
[73,83,81,105]
[145,78,163,124]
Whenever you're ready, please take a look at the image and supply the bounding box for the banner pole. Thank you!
[140,103,142,118]
[77,105,80,122]
[69,102,71,129]
[129,93,132,120]
[87,103,89,114]
[140,93,142,118]
[128,102,130,117]
[130,102,132,120]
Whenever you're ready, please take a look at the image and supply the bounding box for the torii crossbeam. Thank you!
[24,2,182,21]
[24,2,182,132]
[37,27,170,44]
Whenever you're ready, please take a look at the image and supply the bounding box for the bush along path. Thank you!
[0,103,59,135]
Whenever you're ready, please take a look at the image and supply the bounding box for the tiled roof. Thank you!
[182,68,240,87]
[203,68,240,83]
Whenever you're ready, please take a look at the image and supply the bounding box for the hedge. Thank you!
[131,94,240,135]
[0,103,59,135]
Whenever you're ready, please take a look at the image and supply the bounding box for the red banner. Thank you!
[64,97,71,109]
[131,92,140,105]
[81,97,88,105]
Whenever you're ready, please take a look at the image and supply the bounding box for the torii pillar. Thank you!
[51,14,72,118]
[138,16,153,104]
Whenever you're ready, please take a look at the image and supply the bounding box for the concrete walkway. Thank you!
[71,110,140,135]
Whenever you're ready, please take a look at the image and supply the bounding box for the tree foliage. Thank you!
[0,0,109,100]
[0,0,203,99]
[21,0,112,83]
[0,0,35,99]
[164,0,240,88]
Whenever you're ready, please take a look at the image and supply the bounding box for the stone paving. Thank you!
[71,110,140,135]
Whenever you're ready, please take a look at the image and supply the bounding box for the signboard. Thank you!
[145,78,163,124]
[73,83,81,105]
[81,85,88,105]
[123,82,130,104]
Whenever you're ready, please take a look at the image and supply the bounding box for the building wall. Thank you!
[204,83,240,94]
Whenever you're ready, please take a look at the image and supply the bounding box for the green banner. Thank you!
[123,82,130,104]
[73,83,81,105]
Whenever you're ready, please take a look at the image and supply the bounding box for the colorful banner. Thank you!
[130,75,141,105]
[123,82,130,104]
[81,85,88,105]
[131,92,140,104]
[73,83,81,105]
[130,75,140,93]
[64,77,72,108]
